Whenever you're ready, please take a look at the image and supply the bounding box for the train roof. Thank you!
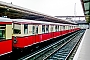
[0,17,12,22]
[12,19,74,26]
[0,17,77,26]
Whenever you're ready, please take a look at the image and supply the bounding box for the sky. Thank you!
[0,0,85,20]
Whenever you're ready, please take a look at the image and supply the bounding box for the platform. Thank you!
[73,29,90,60]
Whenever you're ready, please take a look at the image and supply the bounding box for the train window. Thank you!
[63,26,65,30]
[32,25,35,34]
[55,25,59,31]
[58,25,59,31]
[66,26,68,30]
[0,24,6,39]
[51,26,53,32]
[42,25,45,33]
[60,26,62,31]
[65,26,67,30]
[68,26,69,30]
[13,24,21,34]
[46,25,49,33]
[71,26,72,29]
[72,26,73,29]
[24,24,28,34]
[36,25,38,34]
[70,26,71,29]
[59,26,61,31]
[55,26,57,31]
[67,26,68,30]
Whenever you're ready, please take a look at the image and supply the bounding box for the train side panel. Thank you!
[0,40,12,56]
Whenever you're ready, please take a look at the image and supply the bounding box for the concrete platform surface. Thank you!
[73,29,90,60]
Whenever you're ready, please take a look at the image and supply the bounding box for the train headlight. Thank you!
[13,37,17,44]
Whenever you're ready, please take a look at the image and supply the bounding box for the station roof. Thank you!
[0,1,77,24]
[81,0,90,22]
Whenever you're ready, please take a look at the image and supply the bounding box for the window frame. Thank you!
[46,25,49,33]
[0,24,6,39]
[32,25,35,34]
[42,25,45,33]
[24,24,28,34]
[13,23,21,34]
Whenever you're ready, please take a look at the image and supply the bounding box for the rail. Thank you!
[44,30,85,60]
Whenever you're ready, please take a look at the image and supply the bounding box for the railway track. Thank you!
[19,30,85,60]
[44,30,85,60]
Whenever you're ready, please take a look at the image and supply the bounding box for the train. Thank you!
[0,17,80,57]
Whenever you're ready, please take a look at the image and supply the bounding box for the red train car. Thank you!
[12,19,80,49]
[0,17,12,56]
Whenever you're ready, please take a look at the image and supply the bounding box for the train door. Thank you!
[51,25,54,38]
[46,25,50,40]
[54,25,57,37]
[24,24,28,34]
[31,25,36,44]
[62,26,65,35]
[57,25,59,36]
[60,25,63,36]
[59,25,61,36]
[42,25,46,41]
[35,25,40,43]
[32,24,40,43]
